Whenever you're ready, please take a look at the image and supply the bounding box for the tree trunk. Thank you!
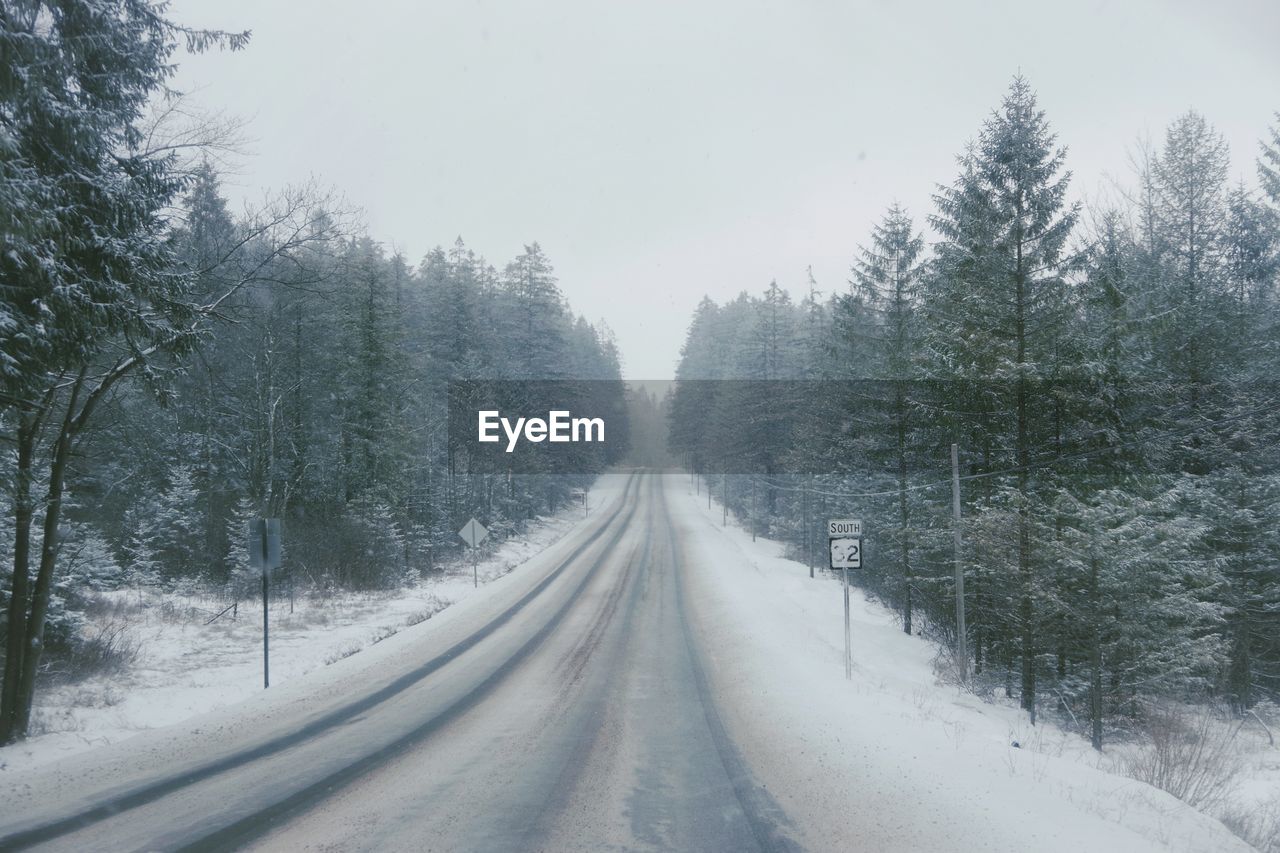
[14,376,83,736]
[1089,556,1103,751]
[0,417,37,744]
[899,435,911,635]
[1230,616,1253,712]
[1015,217,1036,725]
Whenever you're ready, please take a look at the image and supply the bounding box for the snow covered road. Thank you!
[0,472,1251,851]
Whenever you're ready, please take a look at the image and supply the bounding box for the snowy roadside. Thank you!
[670,473,1272,852]
[0,474,624,775]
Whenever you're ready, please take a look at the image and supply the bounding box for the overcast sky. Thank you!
[170,0,1279,378]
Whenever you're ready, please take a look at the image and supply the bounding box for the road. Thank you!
[1,472,801,852]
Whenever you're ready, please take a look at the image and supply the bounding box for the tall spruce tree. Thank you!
[842,205,925,633]
[923,77,1078,722]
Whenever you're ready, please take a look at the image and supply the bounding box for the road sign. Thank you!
[827,517,864,681]
[458,518,488,548]
[459,518,488,588]
[829,537,862,570]
[827,518,862,538]
[248,518,282,572]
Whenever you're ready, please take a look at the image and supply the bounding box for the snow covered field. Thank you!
[672,474,1278,853]
[0,476,623,775]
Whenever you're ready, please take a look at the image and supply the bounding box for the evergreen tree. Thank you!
[154,464,204,579]
[0,0,247,743]
[223,495,257,580]
[924,77,1078,722]
[62,523,123,592]
[1258,114,1280,206]
[841,205,925,634]
[121,497,163,591]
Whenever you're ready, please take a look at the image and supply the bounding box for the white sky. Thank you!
[170,0,1280,378]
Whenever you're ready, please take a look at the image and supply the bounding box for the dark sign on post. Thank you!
[248,518,282,573]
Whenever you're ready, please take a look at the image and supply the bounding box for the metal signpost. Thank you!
[248,518,282,688]
[828,518,862,680]
[458,518,488,588]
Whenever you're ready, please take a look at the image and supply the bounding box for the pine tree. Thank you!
[500,243,569,380]
[0,0,247,743]
[121,497,163,592]
[154,464,204,579]
[924,77,1078,722]
[838,205,926,633]
[336,238,410,506]
[1149,112,1232,415]
[1258,114,1280,207]
[62,523,124,592]
[223,496,257,573]
[1058,482,1226,744]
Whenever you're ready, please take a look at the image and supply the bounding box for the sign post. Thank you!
[248,518,282,688]
[828,518,862,680]
[458,518,488,588]
[951,443,969,685]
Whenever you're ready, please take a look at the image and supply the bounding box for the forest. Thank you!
[0,2,624,743]
[668,78,1280,748]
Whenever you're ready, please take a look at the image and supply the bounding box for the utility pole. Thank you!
[261,567,269,688]
[805,476,813,578]
[951,443,968,685]
[751,477,757,542]
[722,472,728,527]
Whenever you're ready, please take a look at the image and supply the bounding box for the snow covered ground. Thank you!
[0,475,623,775]
[2,470,1274,852]
[671,473,1277,852]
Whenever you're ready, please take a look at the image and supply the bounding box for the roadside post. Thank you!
[828,518,863,680]
[248,518,282,688]
[951,443,969,685]
[806,475,813,579]
[458,518,488,588]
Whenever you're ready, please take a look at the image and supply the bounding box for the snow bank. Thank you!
[669,473,1256,853]
[0,473,627,776]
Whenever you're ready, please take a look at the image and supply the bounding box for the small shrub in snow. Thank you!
[1219,792,1280,853]
[42,620,141,684]
[404,597,447,627]
[323,642,363,666]
[1122,703,1242,813]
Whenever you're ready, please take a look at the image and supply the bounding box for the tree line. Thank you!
[669,77,1280,749]
[0,1,622,744]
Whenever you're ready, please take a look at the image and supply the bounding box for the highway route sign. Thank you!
[827,518,862,570]
[829,537,862,570]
